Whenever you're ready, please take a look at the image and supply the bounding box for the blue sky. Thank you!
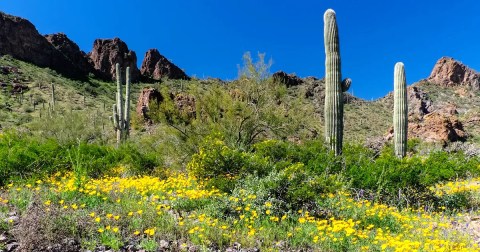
[1,0,479,99]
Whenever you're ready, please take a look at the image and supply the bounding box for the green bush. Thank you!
[187,135,271,180]
[0,131,162,185]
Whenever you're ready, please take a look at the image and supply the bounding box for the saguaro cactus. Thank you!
[324,9,351,155]
[51,83,55,108]
[394,62,407,158]
[112,63,131,146]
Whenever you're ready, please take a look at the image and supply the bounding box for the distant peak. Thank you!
[427,57,480,90]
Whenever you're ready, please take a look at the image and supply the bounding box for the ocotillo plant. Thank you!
[324,9,351,155]
[394,62,407,158]
[112,63,131,146]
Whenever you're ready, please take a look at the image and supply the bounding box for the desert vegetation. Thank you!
[1,8,480,252]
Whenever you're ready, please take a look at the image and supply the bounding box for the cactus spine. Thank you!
[112,63,131,146]
[324,9,350,155]
[394,62,407,158]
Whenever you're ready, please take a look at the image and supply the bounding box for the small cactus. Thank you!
[394,62,408,158]
[324,9,350,155]
[112,63,131,146]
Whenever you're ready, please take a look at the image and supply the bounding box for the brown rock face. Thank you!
[0,12,84,78]
[272,71,303,87]
[140,49,189,81]
[427,57,480,90]
[135,88,196,124]
[136,88,163,124]
[45,33,92,75]
[385,100,465,145]
[407,86,432,120]
[408,112,466,144]
[87,38,140,82]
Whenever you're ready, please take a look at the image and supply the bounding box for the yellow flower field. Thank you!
[1,172,478,251]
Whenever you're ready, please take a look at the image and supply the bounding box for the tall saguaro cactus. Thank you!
[112,63,131,146]
[394,62,407,158]
[324,9,350,155]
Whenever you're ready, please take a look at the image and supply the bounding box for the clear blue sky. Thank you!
[1,0,479,99]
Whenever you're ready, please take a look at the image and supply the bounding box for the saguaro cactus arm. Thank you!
[341,78,352,92]
[393,62,408,158]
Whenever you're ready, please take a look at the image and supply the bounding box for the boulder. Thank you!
[140,49,189,81]
[11,83,28,94]
[272,71,303,87]
[136,88,163,124]
[0,66,19,75]
[87,37,140,82]
[0,12,84,78]
[407,86,432,119]
[427,57,480,90]
[45,33,92,75]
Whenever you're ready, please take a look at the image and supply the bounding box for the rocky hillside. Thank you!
[0,11,479,150]
[0,11,188,83]
[376,57,480,148]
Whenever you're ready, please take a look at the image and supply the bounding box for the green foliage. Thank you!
[27,108,112,145]
[187,137,480,208]
[187,135,271,191]
[147,52,319,169]
[0,131,161,186]
[238,51,273,83]
[280,163,347,209]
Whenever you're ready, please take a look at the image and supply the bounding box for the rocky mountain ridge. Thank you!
[0,11,188,82]
[1,11,479,148]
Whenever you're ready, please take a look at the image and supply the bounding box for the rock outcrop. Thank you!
[87,38,140,82]
[135,88,196,124]
[407,86,432,120]
[140,49,189,81]
[174,93,196,119]
[45,33,92,75]
[0,12,84,78]
[407,111,466,144]
[272,71,303,87]
[385,99,465,145]
[136,88,163,124]
[427,57,480,90]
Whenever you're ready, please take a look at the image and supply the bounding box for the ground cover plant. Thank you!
[1,131,480,251]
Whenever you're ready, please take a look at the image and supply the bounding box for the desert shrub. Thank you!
[0,131,162,185]
[11,198,90,252]
[0,132,63,184]
[420,151,480,185]
[437,192,472,210]
[147,52,319,170]
[189,135,480,208]
[187,134,272,191]
[28,109,112,145]
[280,162,348,210]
